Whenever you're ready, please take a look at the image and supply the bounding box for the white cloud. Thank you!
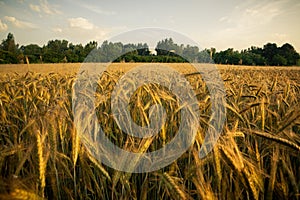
[0,19,8,32]
[83,5,116,16]
[29,0,60,15]
[67,17,104,40]
[271,33,290,45]
[168,16,175,24]
[220,1,284,29]
[272,33,287,40]
[63,17,126,45]
[52,27,62,33]
[68,17,95,30]
[40,0,59,14]
[212,0,290,50]
[241,3,282,26]
[29,4,41,12]
[4,16,36,29]
[63,26,109,45]
[219,16,229,23]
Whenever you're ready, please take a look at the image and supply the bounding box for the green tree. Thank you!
[182,45,199,62]
[272,54,287,66]
[122,43,136,54]
[155,38,182,56]
[249,46,264,55]
[2,33,18,53]
[240,50,266,66]
[0,33,19,64]
[83,41,99,62]
[279,43,300,66]
[99,41,123,62]
[136,43,150,56]
[198,49,212,63]
[84,41,97,55]
[263,43,278,65]
[42,39,69,63]
[214,48,241,65]
[65,43,85,62]
[20,44,42,63]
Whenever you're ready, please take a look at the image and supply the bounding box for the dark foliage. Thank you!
[1,33,299,66]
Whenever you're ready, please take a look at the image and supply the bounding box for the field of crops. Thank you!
[0,63,299,200]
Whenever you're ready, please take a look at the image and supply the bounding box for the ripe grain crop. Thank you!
[0,64,299,199]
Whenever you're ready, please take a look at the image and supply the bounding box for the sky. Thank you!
[0,0,299,52]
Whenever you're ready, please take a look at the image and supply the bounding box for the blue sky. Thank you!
[0,0,299,52]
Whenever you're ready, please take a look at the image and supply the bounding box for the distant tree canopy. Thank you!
[214,43,300,66]
[0,33,19,64]
[0,33,299,66]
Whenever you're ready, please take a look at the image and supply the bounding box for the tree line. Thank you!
[0,33,299,66]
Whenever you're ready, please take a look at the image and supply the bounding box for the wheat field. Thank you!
[0,63,299,200]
